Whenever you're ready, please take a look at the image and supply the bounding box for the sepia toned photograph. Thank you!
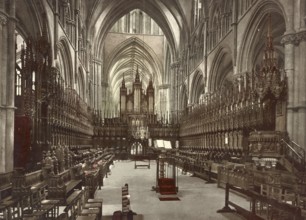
[0,0,305,219]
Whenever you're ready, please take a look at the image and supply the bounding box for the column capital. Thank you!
[0,13,7,26]
[170,61,180,69]
[281,33,299,45]
[280,31,306,46]
[296,31,306,43]
[158,84,170,90]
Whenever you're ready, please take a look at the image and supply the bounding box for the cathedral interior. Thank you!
[1,0,306,219]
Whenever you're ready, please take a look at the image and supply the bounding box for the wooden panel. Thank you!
[14,116,31,169]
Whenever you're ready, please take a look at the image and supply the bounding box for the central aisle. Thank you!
[95,160,247,220]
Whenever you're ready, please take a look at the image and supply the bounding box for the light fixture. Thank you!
[254,14,286,101]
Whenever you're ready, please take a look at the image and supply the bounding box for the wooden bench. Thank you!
[12,169,46,195]
[11,169,47,213]
[48,167,83,204]
[132,155,151,169]
[84,169,100,199]
[0,172,13,201]
[63,190,83,219]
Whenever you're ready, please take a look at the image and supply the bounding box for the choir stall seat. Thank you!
[47,166,83,204]
[9,169,49,217]
[63,190,84,219]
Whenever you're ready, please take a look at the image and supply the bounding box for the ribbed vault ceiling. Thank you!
[106,37,163,104]
[88,0,188,60]
[84,0,190,110]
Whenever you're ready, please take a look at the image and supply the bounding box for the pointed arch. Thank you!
[57,38,74,87]
[208,45,234,92]
[190,70,204,104]
[237,0,287,73]
[179,83,188,111]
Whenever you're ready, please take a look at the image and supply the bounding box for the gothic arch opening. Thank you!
[209,47,234,92]
[57,39,74,88]
[190,70,204,105]
[238,2,286,72]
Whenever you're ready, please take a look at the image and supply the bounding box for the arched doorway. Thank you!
[130,141,144,155]
[129,140,151,169]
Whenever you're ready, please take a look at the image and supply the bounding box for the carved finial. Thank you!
[267,13,273,50]
[121,73,125,88]
[135,65,140,82]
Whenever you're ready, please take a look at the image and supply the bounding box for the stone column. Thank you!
[170,61,179,120]
[232,0,238,65]
[75,0,79,91]
[0,12,8,173]
[296,31,306,147]
[54,0,59,59]
[0,0,16,173]
[101,81,108,113]
[281,34,296,141]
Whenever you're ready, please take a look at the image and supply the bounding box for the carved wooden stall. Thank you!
[171,14,306,219]
[14,22,53,171]
[14,16,94,174]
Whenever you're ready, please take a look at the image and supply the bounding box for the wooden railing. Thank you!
[217,165,253,190]
[84,169,100,199]
[0,171,13,200]
[217,183,303,220]
[12,169,45,197]
[281,139,306,172]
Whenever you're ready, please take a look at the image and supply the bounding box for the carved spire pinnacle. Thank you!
[263,13,277,70]
[254,13,286,100]
[135,65,140,82]
[148,75,153,88]
[121,73,125,88]
[266,13,273,51]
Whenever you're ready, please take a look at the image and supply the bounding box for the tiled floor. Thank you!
[95,160,247,220]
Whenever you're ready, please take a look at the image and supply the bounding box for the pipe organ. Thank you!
[93,67,179,156]
[120,66,154,117]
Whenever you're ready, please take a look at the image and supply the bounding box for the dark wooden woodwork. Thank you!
[84,169,99,199]
[64,190,83,219]
[47,167,82,204]
[0,172,13,201]
[217,183,302,220]
[12,169,47,200]
[14,116,32,169]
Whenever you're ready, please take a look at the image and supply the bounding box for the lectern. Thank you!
[156,154,177,194]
